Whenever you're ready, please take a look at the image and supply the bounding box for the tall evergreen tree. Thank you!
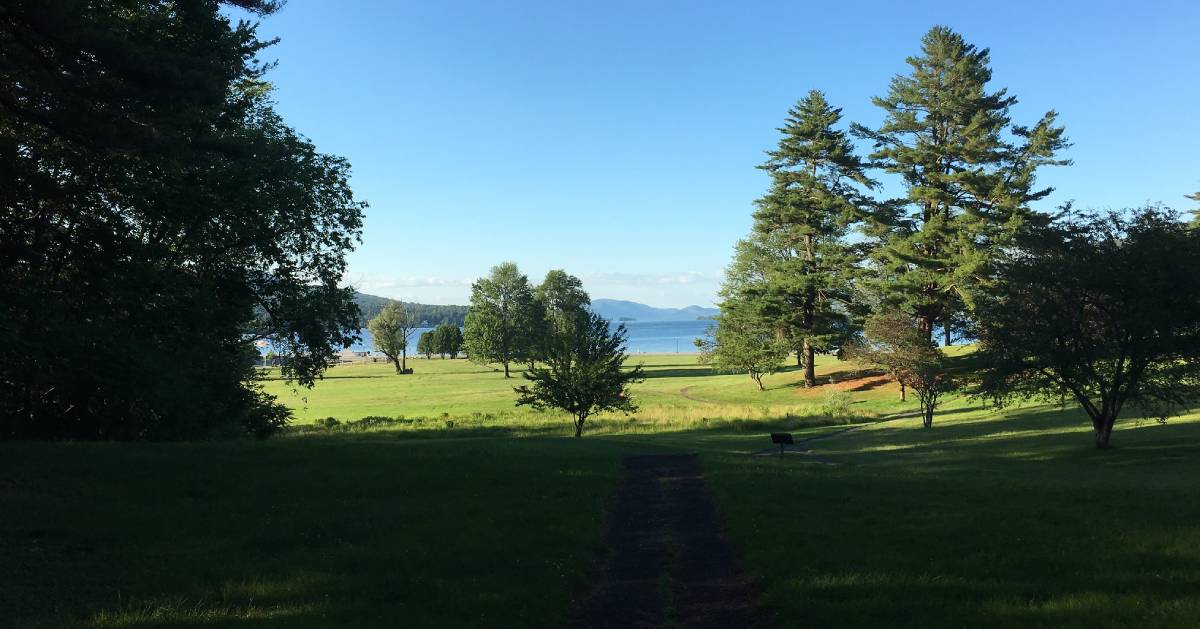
[1187,191,1200,229]
[853,26,1069,342]
[463,262,540,377]
[752,90,872,386]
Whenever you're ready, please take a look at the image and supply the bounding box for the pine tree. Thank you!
[750,90,871,386]
[1187,191,1200,228]
[853,26,1070,341]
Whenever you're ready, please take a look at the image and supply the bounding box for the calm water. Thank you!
[342,319,711,355]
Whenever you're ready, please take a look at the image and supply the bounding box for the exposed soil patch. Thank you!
[570,453,770,628]
[794,374,895,398]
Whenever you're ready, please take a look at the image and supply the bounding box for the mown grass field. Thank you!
[4,352,1200,627]
[258,353,897,433]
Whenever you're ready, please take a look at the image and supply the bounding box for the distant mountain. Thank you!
[590,299,718,322]
[353,292,468,327]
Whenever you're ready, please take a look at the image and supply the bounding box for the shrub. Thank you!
[820,389,852,419]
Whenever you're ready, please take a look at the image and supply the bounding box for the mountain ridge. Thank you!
[352,292,716,324]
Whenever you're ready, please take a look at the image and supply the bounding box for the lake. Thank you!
[343,319,712,355]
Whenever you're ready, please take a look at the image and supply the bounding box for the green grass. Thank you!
[6,352,1200,627]
[259,353,881,434]
[0,437,625,628]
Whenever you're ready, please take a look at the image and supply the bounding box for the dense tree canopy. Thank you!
[463,263,541,377]
[432,323,463,359]
[751,90,871,386]
[0,0,364,439]
[853,26,1069,343]
[975,207,1200,448]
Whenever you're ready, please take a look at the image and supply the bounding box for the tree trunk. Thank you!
[401,349,407,372]
[796,352,803,367]
[503,361,510,378]
[393,357,401,373]
[574,415,585,437]
[802,339,816,388]
[1093,415,1115,449]
[752,372,764,391]
[943,323,952,347]
[923,404,934,428]
[918,315,935,341]
[900,380,906,402]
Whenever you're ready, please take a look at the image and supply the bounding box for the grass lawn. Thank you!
[6,352,1200,627]
[258,353,878,433]
[0,437,626,628]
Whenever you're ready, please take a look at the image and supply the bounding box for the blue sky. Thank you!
[244,0,1199,307]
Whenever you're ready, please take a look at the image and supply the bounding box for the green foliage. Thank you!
[0,1,364,439]
[367,302,417,373]
[747,90,872,385]
[697,302,789,391]
[514,311,645,437]
[432,323,463,358]
[819,388,853,419]
[975,206,1200,448]
[417,331,435,359]
[847,312,954,427]
[463,263,541,377]
[533,269,591,358]
[1188,191,1200,228]
[852,26,1070,338]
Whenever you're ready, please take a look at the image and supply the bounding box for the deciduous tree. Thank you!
[463,263,540,377]
[846,312,954,428]
[697,298,788,391]
[368,302,416,373]
[417,331,435,360]
[0,1,364,439]
[515,311,644,437]
[975,207,1200,448]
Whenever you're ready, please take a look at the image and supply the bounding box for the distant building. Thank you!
[337,349,370,363]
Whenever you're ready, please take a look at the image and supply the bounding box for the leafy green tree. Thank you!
[534,269,591,358]
[0,1,363,439]
[432,323,460,358]
[463,263,540,377]
[368,302,417,373]
[515,311,644,437]
[1188,191,1200,228]
[853,26,1070,343]
[846,312,954,427]
[697,298,789,391]
[751,90,872,386]
[975,207,1200,449]
[417,331,435,360]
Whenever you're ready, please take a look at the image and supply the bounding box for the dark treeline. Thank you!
[354,292,468,327]
[704,26,1200,448]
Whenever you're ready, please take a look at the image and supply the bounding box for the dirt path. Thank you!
[678,386,719,404]
[570,453,770,629]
